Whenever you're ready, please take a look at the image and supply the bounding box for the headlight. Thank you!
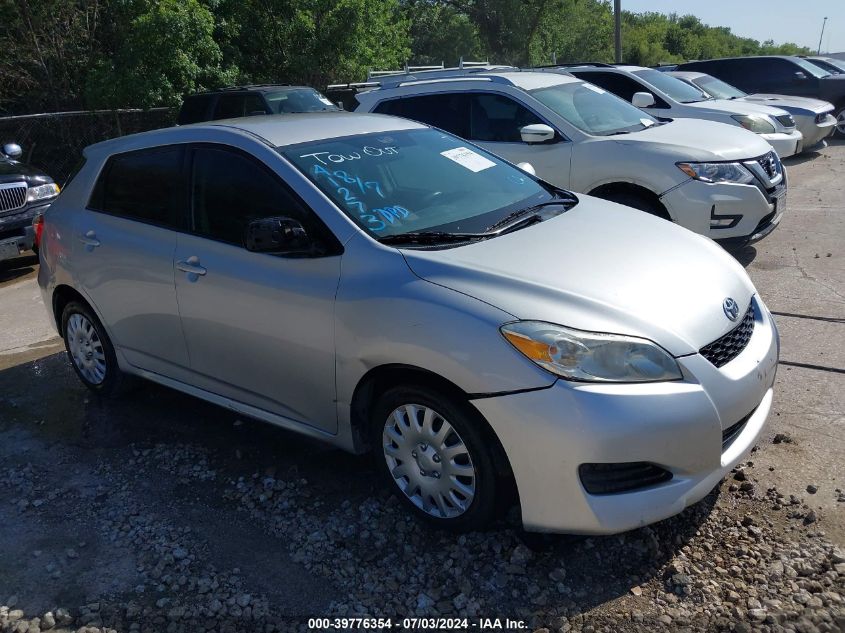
[676,162,755,185]
[27,183,60,202]
[731,114,776,134]
[500,321,683,383]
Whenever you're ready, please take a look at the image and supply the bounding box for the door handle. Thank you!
[176,256,207,277]
[78,230,101,248]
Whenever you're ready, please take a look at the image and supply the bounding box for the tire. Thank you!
[835,106,845,139]
[372,384,498,532]
[61,300,129,397]
[597,190,670,220]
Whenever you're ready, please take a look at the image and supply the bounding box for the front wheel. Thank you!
[372,385,498,532]
[594,190,671,220]
[835,106,845,138]
[61,300,129,397]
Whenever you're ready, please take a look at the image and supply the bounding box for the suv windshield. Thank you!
[266,89,340,113]
[690,75,747,99]
[530,81,658,135]
[282,129,563,238]
[793,58,832,78]
[633,69,710,103]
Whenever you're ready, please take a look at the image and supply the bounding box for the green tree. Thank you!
[403,0,483,66]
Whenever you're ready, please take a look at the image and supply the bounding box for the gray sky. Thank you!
[621,0,843,54]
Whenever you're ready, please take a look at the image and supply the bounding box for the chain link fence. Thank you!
[0,108,176,183]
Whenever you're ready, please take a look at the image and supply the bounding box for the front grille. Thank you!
[700,302,755,368]
[579,462,672,495]
[775,114,795,129]
[0,183,27,213]
[756,151,781,180]
[754,211,776,233]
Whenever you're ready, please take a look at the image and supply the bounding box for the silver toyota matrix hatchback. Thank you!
[38,112,779,534]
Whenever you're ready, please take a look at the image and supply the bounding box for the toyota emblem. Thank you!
[723,297,740,321]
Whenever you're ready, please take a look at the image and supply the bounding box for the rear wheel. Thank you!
[372,385,497,532]
[61,301,129,397]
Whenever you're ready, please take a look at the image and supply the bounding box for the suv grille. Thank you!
[775,114,795,129]
[579,462,672,495]
[700,303,755,368]
[0,183,27,213]
[757,151,781,180]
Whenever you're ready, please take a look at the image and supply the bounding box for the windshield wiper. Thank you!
[484,199,572,233]
[377,231,487,246]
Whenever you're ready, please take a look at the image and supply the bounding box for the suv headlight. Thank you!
[27,183,60,202]
[501,321,682,383]
[731,114,776,134]
[676,162,755,185]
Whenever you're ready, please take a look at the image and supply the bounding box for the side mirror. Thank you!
[245,216,311,255]
[516,162,536,176]
[2,143,22,159]
[519,123,556,144]
[632,92,656,108]
[793,71,808,81]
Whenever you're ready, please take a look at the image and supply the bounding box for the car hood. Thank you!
[684,98,788,118]
[610,118,772,162]
[400,196,755,356]
[0,158,50,184]
[742,94,834,114]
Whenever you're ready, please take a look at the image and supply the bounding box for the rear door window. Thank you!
[373,93,470,137]
[89,146,186,229]
[178,95,212,124]
[213,94,246,120]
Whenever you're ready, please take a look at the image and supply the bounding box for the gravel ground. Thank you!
[0,140,843,633]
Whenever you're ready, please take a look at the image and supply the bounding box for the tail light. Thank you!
[33,213,44,250]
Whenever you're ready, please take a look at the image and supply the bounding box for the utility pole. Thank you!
[614,0,622,63]
[817,17,827,55]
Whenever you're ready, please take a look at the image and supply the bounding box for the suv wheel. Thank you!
[596,190,670,220]
[372,385,497,532]
[61,301,128,396]
[835,107,845,138]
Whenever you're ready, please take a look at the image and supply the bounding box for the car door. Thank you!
[465,92,572,189]
[173,144,341,433]
[74,145,191,377]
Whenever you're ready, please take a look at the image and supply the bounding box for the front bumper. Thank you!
[0,203,48,261]
[795,113,836,148]
[660,177,785,243]
[472,297,779,534]
[760,130,803,158]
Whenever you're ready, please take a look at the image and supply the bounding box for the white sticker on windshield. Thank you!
[440,147,496,172]
[640,118,655,128]
[583,83,605,94]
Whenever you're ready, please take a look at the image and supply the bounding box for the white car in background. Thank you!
[562,64,805,158]
[352,68,786,244]
[669,70,837,149]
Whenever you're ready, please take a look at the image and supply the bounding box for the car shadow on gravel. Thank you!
[0,253,37,285]
[0,351,729,626]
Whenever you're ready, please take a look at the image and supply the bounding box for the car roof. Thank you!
[668,70,706,80]
[363,70,579,94]
[184,85,315,98]
[564,64,648,74]
[681,55,801,63]
[85,112,427,156]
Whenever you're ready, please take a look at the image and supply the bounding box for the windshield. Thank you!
[793,58,831,78]
[633,69,711,103]
[265,89,340,113]
[690,75,747,99]
[807,57,845,74]
[530,82,658,135]
[282,128,559,238]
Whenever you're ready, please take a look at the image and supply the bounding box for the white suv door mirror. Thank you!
[519,123,556,144]
[2,143,22,159]
[632,92,656,108]
[516,162,536,175]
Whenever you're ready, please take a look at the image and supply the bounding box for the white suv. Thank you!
[562,64,804,157]
[353,69,787,244]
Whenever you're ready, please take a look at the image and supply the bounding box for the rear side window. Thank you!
[373,93,470,137]
[178,95,212,124]
[89,147,185,229]
[212,93,268,120]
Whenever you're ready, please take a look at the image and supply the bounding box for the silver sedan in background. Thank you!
[38,113,778,534]
[670,70,837,149]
